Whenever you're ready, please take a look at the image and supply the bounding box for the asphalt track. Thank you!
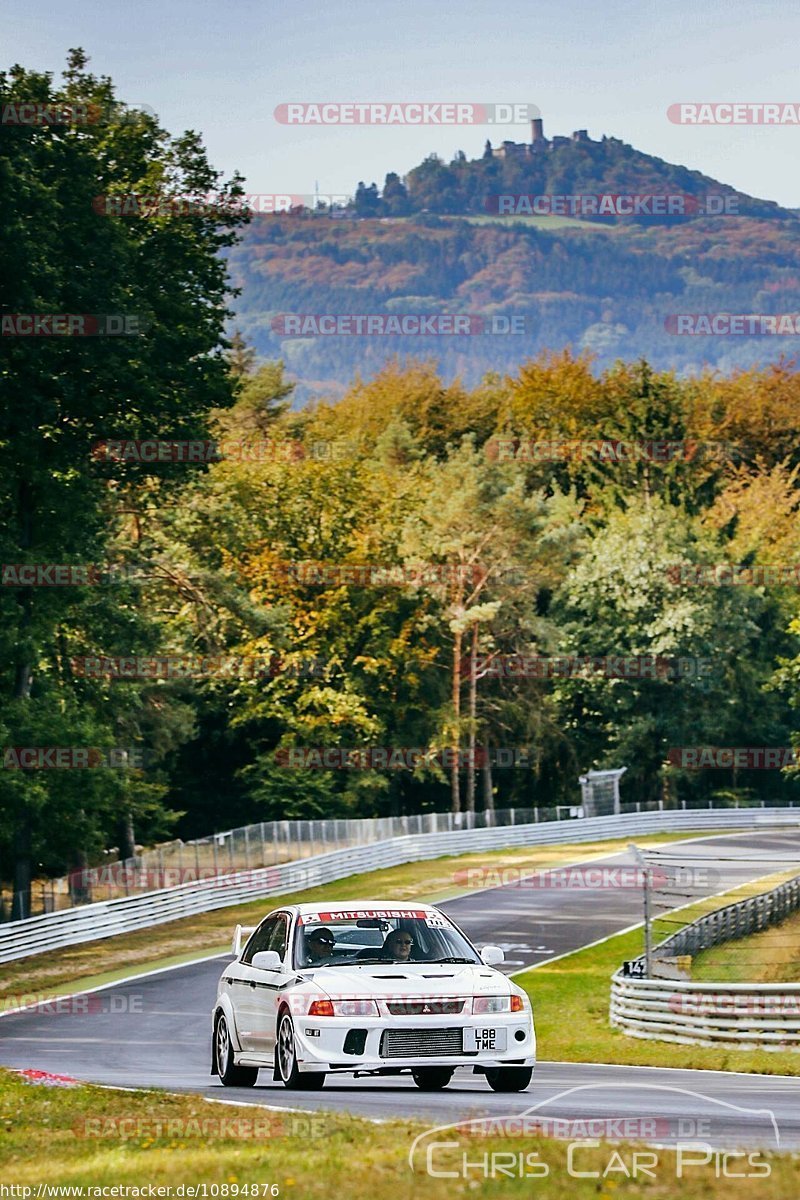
[2,828,799,1148]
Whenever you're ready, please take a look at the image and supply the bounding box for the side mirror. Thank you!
[480,945,505,966]
[251,950,282,971]
[232,923,257,957]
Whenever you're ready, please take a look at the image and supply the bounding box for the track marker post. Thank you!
[628,842,653,977]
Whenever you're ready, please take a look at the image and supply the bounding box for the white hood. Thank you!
[300,962,509,999]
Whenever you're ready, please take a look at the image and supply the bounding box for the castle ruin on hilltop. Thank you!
[490,117,591,159]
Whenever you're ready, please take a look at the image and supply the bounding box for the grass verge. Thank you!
[692,909,800,983]
[0,831,689,1004]
[1,1068,797,1196]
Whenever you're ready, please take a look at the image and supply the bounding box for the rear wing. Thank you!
[231,924,257,957]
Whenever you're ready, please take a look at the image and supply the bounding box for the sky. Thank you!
[4,0,800,207]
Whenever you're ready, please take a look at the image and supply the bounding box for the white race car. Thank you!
[211,900,535,1092]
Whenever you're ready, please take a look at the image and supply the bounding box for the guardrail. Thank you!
[610,976,800,1049]
[15,796,784,917]
[610,873,800,1050]
[656,874,800,959]
[1,806,797,965]
[7,805,576,916]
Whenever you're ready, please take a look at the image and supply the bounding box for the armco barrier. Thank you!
[610,975,800,1050]
[655,874,800,959]
[1,807,798,965]
[610,871,800,1050]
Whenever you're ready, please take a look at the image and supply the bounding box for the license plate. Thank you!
[465,1026,507,1052]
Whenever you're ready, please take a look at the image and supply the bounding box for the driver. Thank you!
[305,926,336,964]
[382,928,414,962]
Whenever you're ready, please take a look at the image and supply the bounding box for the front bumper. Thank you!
[291,1014,536,1073]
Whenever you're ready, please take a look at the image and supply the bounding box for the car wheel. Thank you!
[411,1067,454,1091]
[277,1013,326,1090]
[215,1014,258,1087]
[485,1066,533,1093]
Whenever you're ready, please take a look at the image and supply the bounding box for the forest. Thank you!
[2,53,800,920]
[229,204,800,394]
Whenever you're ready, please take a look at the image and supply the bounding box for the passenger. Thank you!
[382,929,414,962]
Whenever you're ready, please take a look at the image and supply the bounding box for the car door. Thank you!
[232,916,279,1052]
[240,912,294,1056]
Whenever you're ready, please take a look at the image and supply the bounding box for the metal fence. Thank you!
[3,796,786,919]
[1,805,797,965]
[7,807,545,918]
[654,874,800,959]
[610,873,800,1049]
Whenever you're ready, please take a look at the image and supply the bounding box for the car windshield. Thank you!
[292,908,482,969]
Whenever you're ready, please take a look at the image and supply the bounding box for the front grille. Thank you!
[386,1000,465,1016]
[380,1027,463,1058]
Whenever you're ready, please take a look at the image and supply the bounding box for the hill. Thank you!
[368,129,787,221]
[225,127,800,399]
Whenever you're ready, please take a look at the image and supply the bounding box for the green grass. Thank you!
[1,1068,797,1197]
[0,831,689,1006]
[517,873,800,1075]
[692,908,800,983]
[361,213,604,231]
[458,213,603,231]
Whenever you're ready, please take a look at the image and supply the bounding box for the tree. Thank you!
[398,437,581,811]
[226,330,256,379]
[382,172,410,217]
[214,360,294,440]
[551,502,791,804]
[0,50,248,917]
[354,181,380,216]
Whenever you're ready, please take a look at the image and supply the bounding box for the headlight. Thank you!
[308,998,379,1017]
[473,995,512,1014]
[472,995,526,1014]
[333,999,379,1017]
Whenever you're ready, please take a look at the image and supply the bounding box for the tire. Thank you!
[215,1014,258,1087]
[412,1067,454,1091]
[277,1012,326,1090]
[485,1066,533,1093]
